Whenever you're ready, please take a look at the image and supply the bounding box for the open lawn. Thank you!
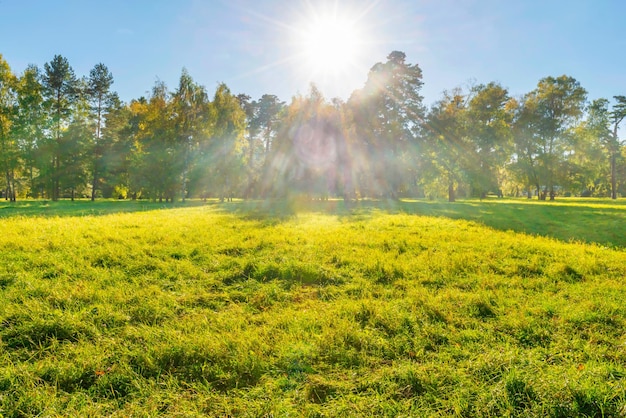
[1,198,625,416]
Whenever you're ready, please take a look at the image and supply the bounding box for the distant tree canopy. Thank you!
[0,51,625,201]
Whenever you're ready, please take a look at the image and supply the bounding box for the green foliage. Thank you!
[2,52,626,203]
[425,88,470,202]
[206,83,247,201]
[513,75,588,200]
[237,93,285,198]
[268,84,346,199]
[41,54,79,200]
[464,82,513,196]
[0,198,626,415]
[173,68,209,201]
[14,64,46,198]
[349,51,425,199]
[87,62,115,200]
[0,54,19,202]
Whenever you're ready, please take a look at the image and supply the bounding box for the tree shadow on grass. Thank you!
[404,199,626,248]
[0,199,210,219]
[3,197,625,248]
[407,199,626,248]
[218,197,626,248]
[216,198,410,223]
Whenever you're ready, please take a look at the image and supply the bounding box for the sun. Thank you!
[298,16,361,77]
[288,5,374,97]
[233,1,378,99]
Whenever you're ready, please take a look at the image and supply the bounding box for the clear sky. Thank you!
[1,0,625,107]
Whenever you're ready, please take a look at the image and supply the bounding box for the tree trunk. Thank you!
[54,97,61,201]
[92,98,103,202]
[264,126,271,157]
[54,154,60,201]
[30,165,36,198]
[181,137,190,202]
[10,169,16,201]
[91,164,98,201]
[4,170,11,202]
[247,135,254,199]
[448,174,455,202]
[611,152,617,199]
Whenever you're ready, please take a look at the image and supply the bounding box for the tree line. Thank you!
[1,52,625,202]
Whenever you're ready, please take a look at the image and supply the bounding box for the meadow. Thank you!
[0,198,626,417]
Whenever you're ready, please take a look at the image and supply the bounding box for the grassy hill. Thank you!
[1,198,625,416]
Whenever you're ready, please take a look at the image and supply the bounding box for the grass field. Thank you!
[1,198,626,416]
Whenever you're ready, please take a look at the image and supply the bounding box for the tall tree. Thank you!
[59,84,91,201]
[608,96,626,199]
[87,63,114,200]
[173,69,208,201]
[125,97,151,199]
[567,99,612,196]
[425,88,470,202]
[267,84,348,199]
[15,65,46,197]
[525,75,587,200]
[208,83,246,201]
[257,94,285,197]
[236,93,259,198]
[465,82,513,197]
[0,54,18,201]
[42,55,78,200]
[256,94,285,162]
[98,94,132,198]
[348,51,425,198]
[510,97,543,198]
[237,93,285,198]
[581,96,626,198]
[140,81,178,202]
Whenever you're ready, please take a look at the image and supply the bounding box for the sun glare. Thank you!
[289,4,374,97]
[299,17,361,76]
[232,1,378,99]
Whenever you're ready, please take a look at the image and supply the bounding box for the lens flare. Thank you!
[291,121,338,169]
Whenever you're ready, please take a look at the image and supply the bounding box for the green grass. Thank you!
[1,198,626,416]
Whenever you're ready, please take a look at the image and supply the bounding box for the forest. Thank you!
[1,51,625,203]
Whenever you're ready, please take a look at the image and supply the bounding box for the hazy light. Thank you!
[298,17,361,75]
[288,2,377,99]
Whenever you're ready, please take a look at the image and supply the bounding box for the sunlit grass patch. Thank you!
[1,199,626,415]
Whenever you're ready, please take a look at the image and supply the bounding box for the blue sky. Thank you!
[1,0,625,107]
